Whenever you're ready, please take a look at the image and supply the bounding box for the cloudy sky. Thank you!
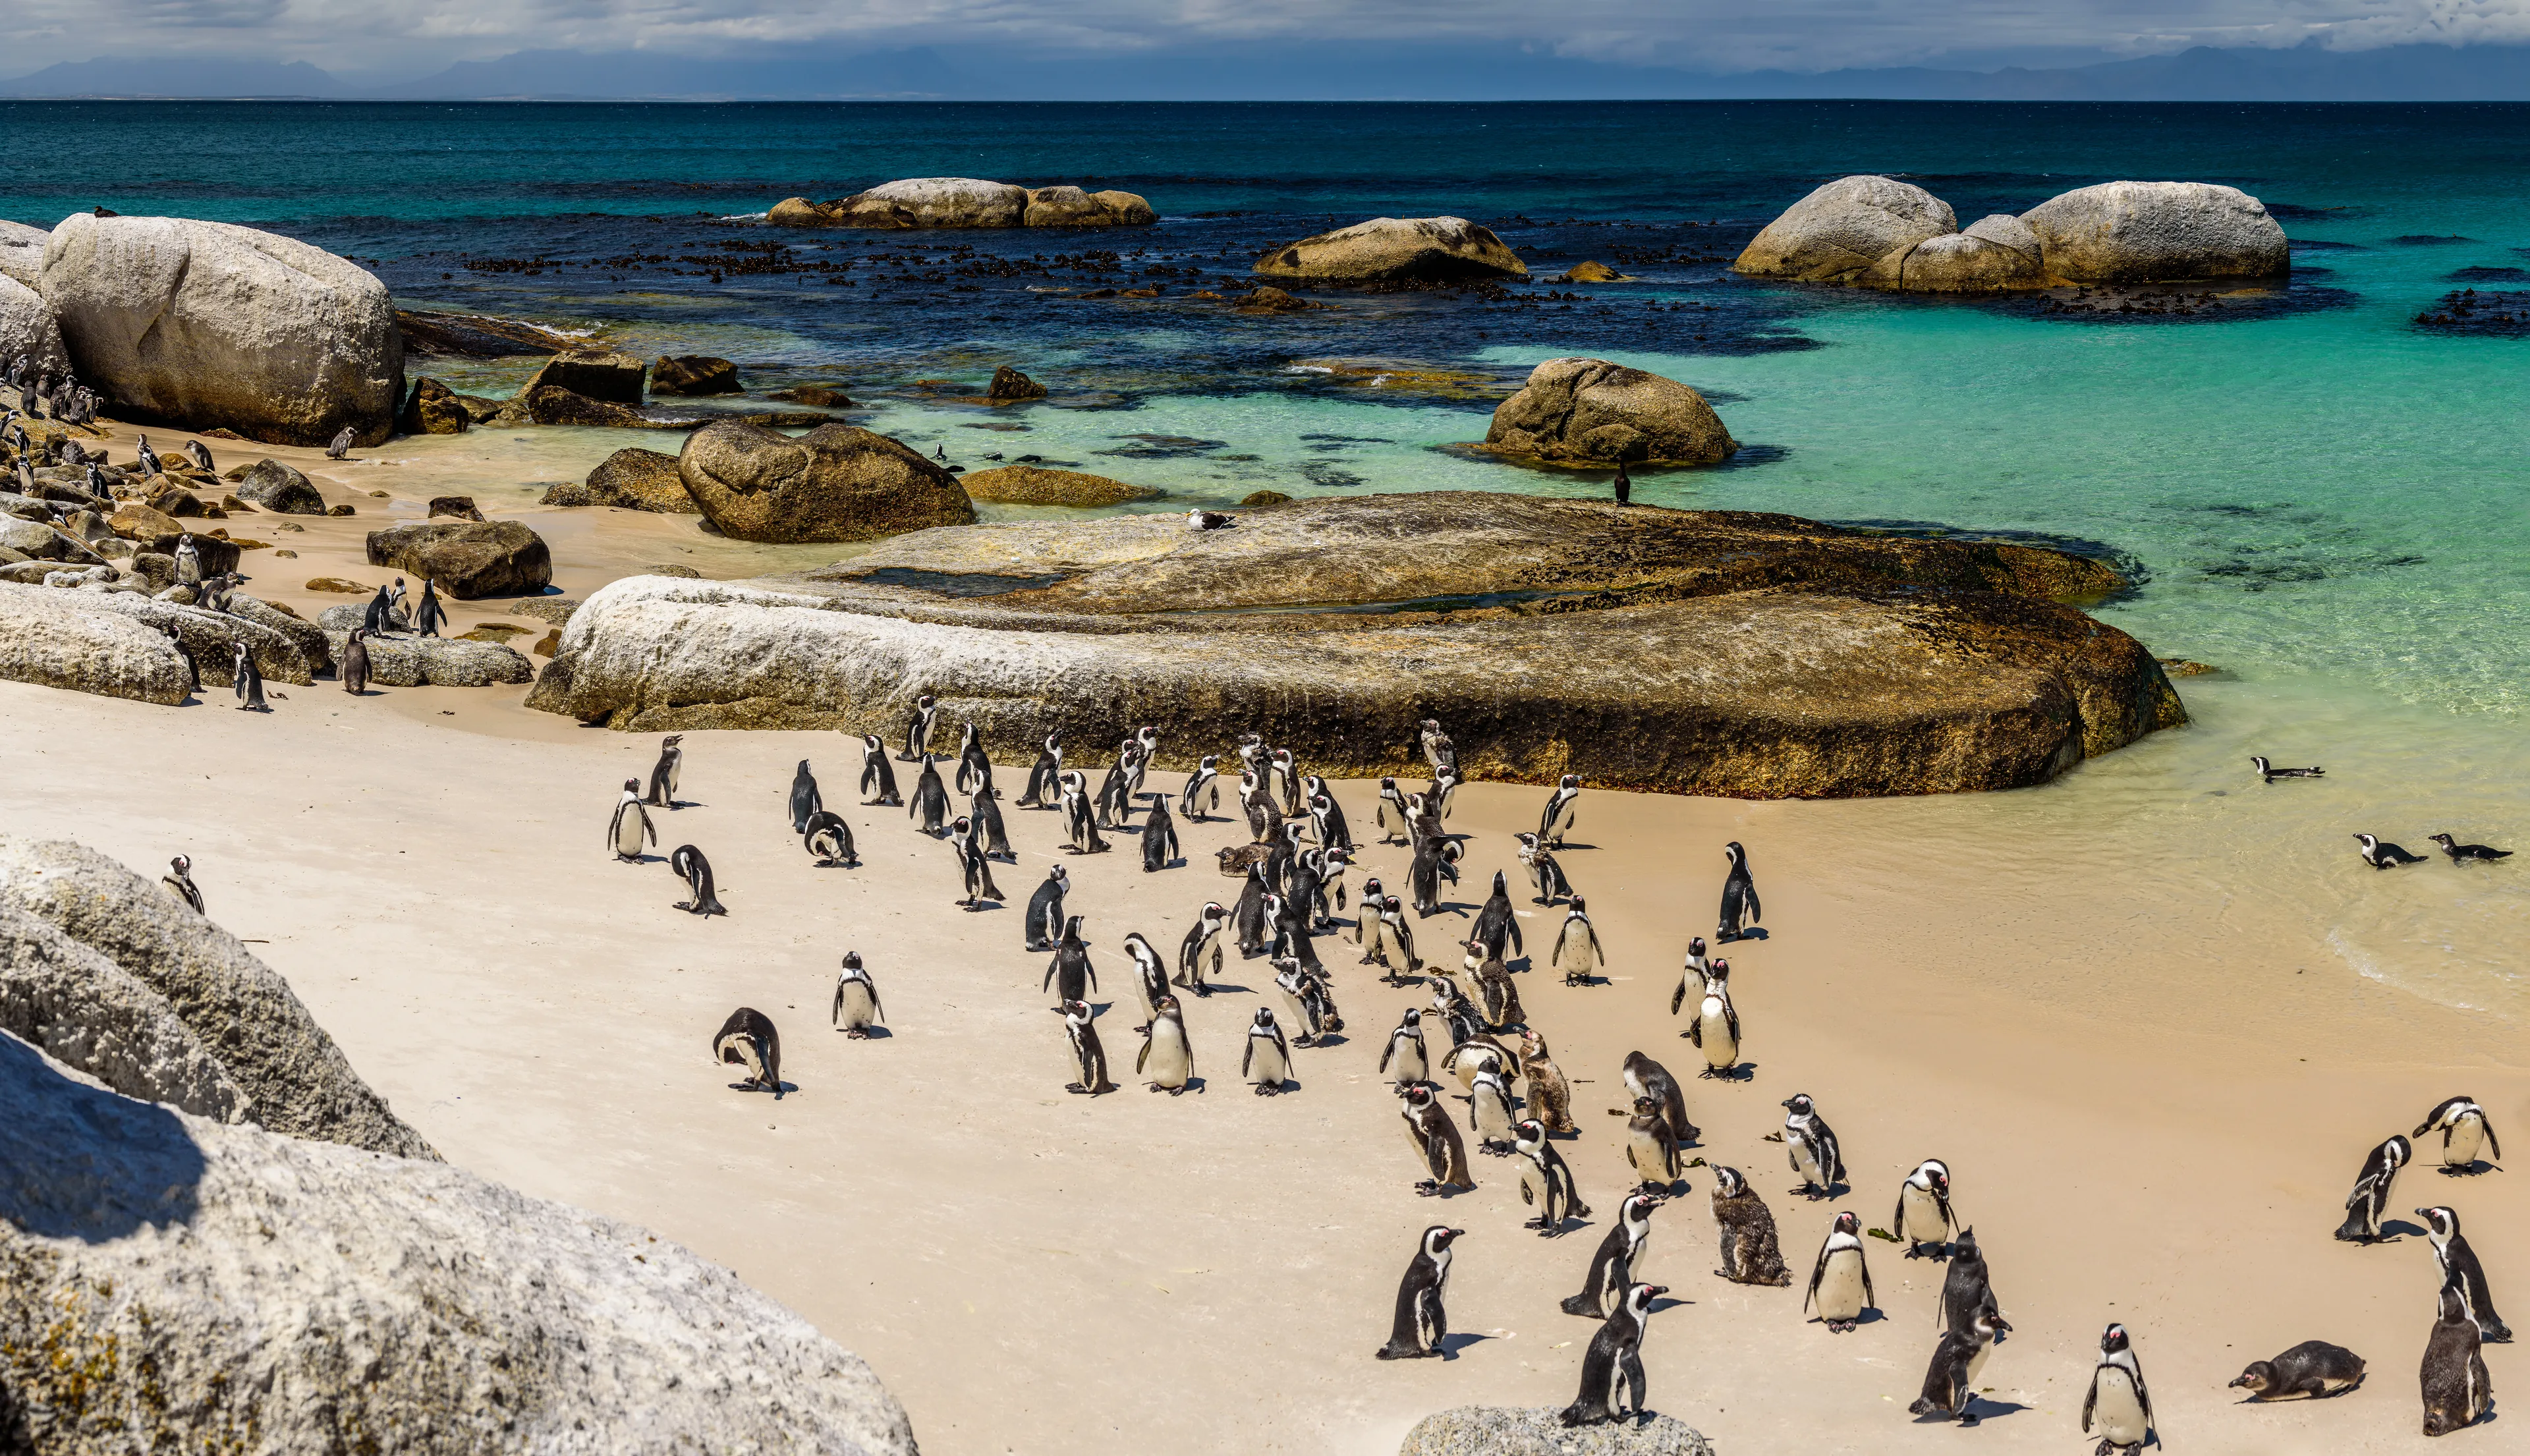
[9,0,2530,77]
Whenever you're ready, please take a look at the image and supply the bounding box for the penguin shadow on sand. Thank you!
[1716,926,1769,943]
[1909,1392,2029,1426]
[727,1075,796,1096]
[2370,1216,2430,1241]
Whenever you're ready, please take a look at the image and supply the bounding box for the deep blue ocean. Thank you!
[5,99,2527,1007]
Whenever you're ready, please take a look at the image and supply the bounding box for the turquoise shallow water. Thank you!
[4,99,2524,1017]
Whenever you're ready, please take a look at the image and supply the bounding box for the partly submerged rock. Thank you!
[1254,217,1527,283]
[1484,358,1736,466]
[1867,213,2048,293]
[527,492,2179,797]
[1023,186,1156,227]
[1733,175,1959,283]
[2020,180,2289,284]
[678,418,974,544]
[0,581,192,704]
[522,349,646,403]
[0,834,434,1157]
[40,213,404,447]
[1397,1407,1714,1455]
[565,447,700,514]
[986,365,1048,401]
[427,494,486,522]
[959,466,1160,507]
[393,308,573,358]
[400,376,471,434]
[831,177,1030,229]
[0,1029,915,1454]
[1559,260,1624,283]
[651,354,740,395]
[366,519,553,599]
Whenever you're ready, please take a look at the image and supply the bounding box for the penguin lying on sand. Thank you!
[2230,1341,2365,1399]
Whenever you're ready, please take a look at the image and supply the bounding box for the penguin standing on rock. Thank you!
[1718,840,1761,941]
[362,582,397,636]
[608,779,655,860]
[231,644,267,711]
[413,579,447,638]
[2334,1134,2411,1243]
[802,809,857,867]
[161,855,204,914]
[1375,1226,1462,1360]
[1025,866,1069,952]
[1911,1306,2011,1424]
[2082,1322,2157,1454]
[1805,1210,1876,1332]
[669,845,725,916]
[1564,1191,1658,1316]
[1894,1160,1957,1258]
[2418,1206,2510,1342]
[1782,1093,1845,1199]
[646,735,684,808]
[1559,1281,1664,1428]
[858,735,901,806]
[173,535,202,587]
[1512,1118,1589,1235]
[2414,1096,2502,1173]
[1709,1166,1792,1286]
[789,759,822,832]
[2421,1282,2494,1437]
[712,1008,781,1097]
[830,953,884,1038]
[1058,999,1116,1095]
[909,754,950,835]
[1399,1081,1472,1189]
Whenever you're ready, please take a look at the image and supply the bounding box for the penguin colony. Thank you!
[594,709,2512,1440]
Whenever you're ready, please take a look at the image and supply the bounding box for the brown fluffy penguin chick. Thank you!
[1708,1165,1793,1285]
[1517,1028,1577,1134]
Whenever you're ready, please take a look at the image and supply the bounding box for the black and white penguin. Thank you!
[1468,1069,1519,1156]
[908,754,950,835]
[712,1007,782,1097]
[385,576,410,629]
[1419,718,1455,775]
[412,578,447,638]
[1548,895,1604,986]
[1303,777,1353,851]
[1463,871,1521,971]
[955,824,1003,909]
[646,734,685,808]
[1513,1117,1590,1235]
[1938,1225,2000,1333]
[1376,776,1412,845]
[1911,1306,2011,1424]
[172,534,202,587]
[2353,833,2427,868]
[1624,1095,1683,1193]
[1710,1166,1793,1286]
[340,627,370,694]
[1140,793,1180,872]
[184,438,214,472]
[1563,1191,1659,1317]
[858,734,901,806]
[1466,951,1524,1030]
[1018,731,1063,809]
[1380,1009,1430,1087]
[2428,832,2512,864]
[1718,839,1761,941]
[2418,1206,2511,1342]
[1179,753,1221,820]
[2230,1341,2366,1400]
[1269,958,1326,1045]
[1042,915,1098,1006]
[788,758,821,832]
[362,582,395,636]
[1559,1280,1664,1429]
[802,809,857,867]
[1123,932,1171,1033]
[2334,1134,2411,1242]
[1399,1080,1473,1191]
[1782,1092,1845,1199]
[1268,889,1325,977]
[2249,755,2323,781]
[1025,866,1069,952]
[1375,1225,1463,1360]
[1686,961,1740,1078]
[1409,837,1461,918]
[669,844,725,916]
[1137,994,1195,1094]
[969,780,1013,860]
[2083,1322,2157,1454]
[325,425,355,461]
[1229,863,1270,957]
[1515,831,1573,907]
[1058,998,1116,1094]
[954,721,992,797]
[1243,1006,1292,1096]
[134,434,162,476]
[231,643,267,711]
[1239,766,1282,844]
[2414,1096,2501,1173]
[1539,773,1581,847]
[1670,938,1712,1019]
[830,952,884,1038]
[1175,900,1226,995]
[897,692,938,762]
[608,779,655,860]
[1060,775,1109,854]
[1624,1051,1700,1146]
[2421,1282,2494,1437]
[1094,741,1138,828]
[1894,1159,1958,1258]
[1805,1210,1876,1333]
[160,854,204,914]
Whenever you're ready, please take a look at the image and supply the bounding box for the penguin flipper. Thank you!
[1136,1037,1151,1074]
[1423,1131,1452,1181]
[1669,980,1685,1016]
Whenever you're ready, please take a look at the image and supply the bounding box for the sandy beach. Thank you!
[9,412,2525,1453]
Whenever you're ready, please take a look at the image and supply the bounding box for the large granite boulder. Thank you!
[521,383,657,428]
[1733,175,1960,283]
[678,419,974,544]
[2020,180,2289,283]
[1023,186,1157,227]
[1863,212,2048,293]
[365,519,553,598]
[227,457,327,515]
[1254,216,1527,283]
[59,586,313,685]
[0,834,434,1156]
[650,354,739,395]
[959,465,1160,507]
[1398,1407,1712,1455]
[830,177,1030,229]
[38,213,404,447]
[1485,358,1736,466]
[0,905,248,1123]
[0,273,69,378]
[315,605,536,685]
[0,581,192,704]
[527,493,2181,797]
[522,349,646,403]
[567,447,698,513]
[228,590,331,673]
[0,219,45,289]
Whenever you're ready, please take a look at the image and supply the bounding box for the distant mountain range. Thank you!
[5,41,2530,103]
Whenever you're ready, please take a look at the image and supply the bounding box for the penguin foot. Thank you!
[1065,1083,1090,1094]
[1414,1181,1442,1196]
[845,1029,870,1040]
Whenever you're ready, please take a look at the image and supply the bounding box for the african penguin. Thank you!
[1419,717,1455,775]
[1409,837,1461,918]
[608,779,656,860]
[669,845,725,916]
[1550,895,1603,986]
[1558,1281,1664,1429]
[1515,1029,1576,1134]
[1123,932,1170,1032]
[955,825,1003,909]
[644,735,684,808]
[1243,1007,1292,1096]
[1911,1306,2011,1424]
[231,644,267,711]
[858,735,902,806]
[788,758,820,832]
[1894,1159,1957,1258]
[1938,1226,2000,1334]
[1623,1051,1699,1147]
[712,1007,781,1097]
[1515,831,1572,907]
[954,720,992,797]
[1399,1080,1472,1190]
[1376,776,1411,845]
[1468,1069,1519,1156]
[829,952,884,1038]
[1687,963,1740,1078]
[1042,915,1097,1007]
[1710,1166,1793,1286]
[1179,754,1221,820]
[1058,998,1116,1095]
[412,579,446,638]
[909,754,950,836]
[897,692,938,762]
[2083,1322,2156,1454]
[2250,755,2323,781]
[1717,839,1760,941]
[970,783,1014,860]
[1512,1118,1589,1235]
[2230,1340,2366,1400]
[1805,1210,1876,1332]
[160,855,203,914]
[1782,1092,1845,1199]
[2428,833,2512,863]
[1563,1191,1659,1318]
[2353,833,2426,868]
[1375,1226,1462,1360]
[341,627,370,694]
[802,809,857,867]
[2413,1096,2500,1173]
[1176,901,1227,995]
[1624,1095,1683,1194]
[2419,1206,2510,1343]
[1137,995,1195,1094]
[1025,866,1068,952]
[1140,793,1180,872]
[1019,731,1062,809]
[1539,773,1581,847]
[2420,1283,2493,1437]
[2334,1134,2411,1242]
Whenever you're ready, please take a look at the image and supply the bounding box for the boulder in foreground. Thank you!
[679,418,975,544]
[1399,1407,1714,1455]
[1254,216,1527,283]
[528,492,2181,797]
[1484,358,1735,466]
[0,581,191,704]
[366,519,553,598]
[39,213,404,447]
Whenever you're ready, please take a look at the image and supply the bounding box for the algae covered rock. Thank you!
[678,418,974,544]
[959,466,1160,507]
[1254,217,1527,283]
[651,354,740,395]
[568,446,699,513]
[1023,186,1156,227]
[831,177,1030,229]
[1486,357,1735,466]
